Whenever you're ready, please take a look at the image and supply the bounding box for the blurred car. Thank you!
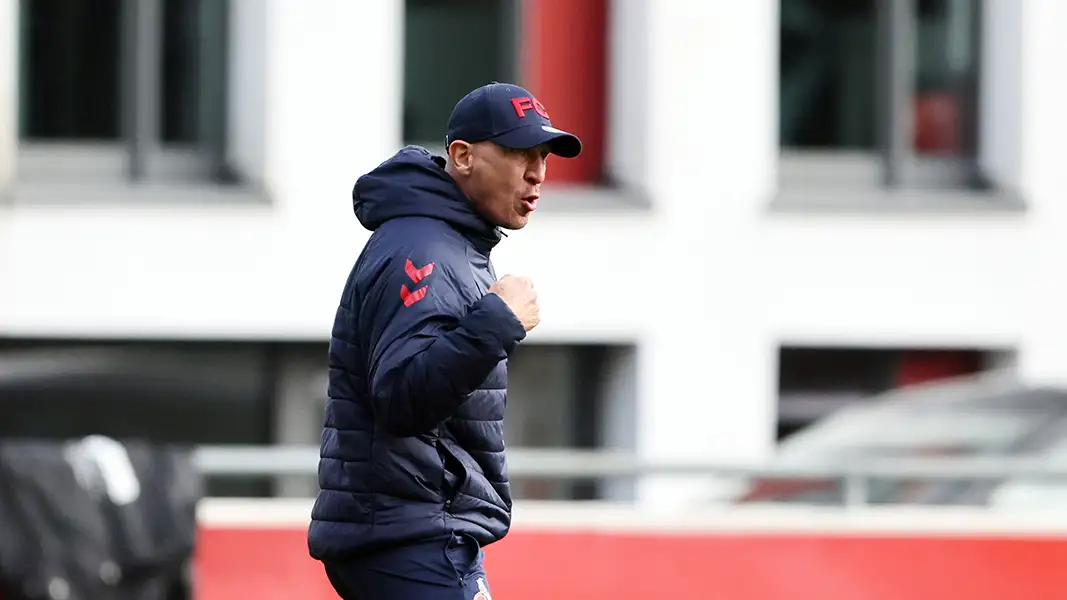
[735,371,1067,507]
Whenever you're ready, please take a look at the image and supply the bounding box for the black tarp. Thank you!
[0,437,201,600]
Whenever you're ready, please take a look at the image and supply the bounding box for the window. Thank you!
[0,341,282,497]
[18,0,234,183]
[778,0,985,192]
[402,0,517,148]
[745,370,1053,506]
[403,0,609,186]
[777,346,990,439]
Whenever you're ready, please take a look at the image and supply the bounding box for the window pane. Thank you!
[914,0,979,157]
[0,343,277,497]
[779,0,877,150]
[403,0,516,144]
[162,0,202,144]
[19,0,122,140]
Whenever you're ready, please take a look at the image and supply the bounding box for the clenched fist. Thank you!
[488,275,540,332]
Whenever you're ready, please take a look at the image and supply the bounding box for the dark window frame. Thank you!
[778,0,991,196]
[16,0,235,185]
[401,0,522,151]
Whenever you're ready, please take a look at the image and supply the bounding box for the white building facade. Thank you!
[1,0,1066,505]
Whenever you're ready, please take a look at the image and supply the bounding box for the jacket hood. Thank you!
[353,146,502,251]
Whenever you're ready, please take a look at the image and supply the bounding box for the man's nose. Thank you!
[525,159,546,185]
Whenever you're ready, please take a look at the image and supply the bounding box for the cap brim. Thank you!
[490,124,583,159]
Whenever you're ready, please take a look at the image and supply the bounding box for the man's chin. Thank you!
[501,216,529,231]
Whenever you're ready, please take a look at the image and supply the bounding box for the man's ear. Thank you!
[447,140,474,175]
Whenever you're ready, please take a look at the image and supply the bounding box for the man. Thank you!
[307,82,582,599]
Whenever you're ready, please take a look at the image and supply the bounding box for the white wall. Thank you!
[2,0,403,340]
[3,0,1067,506]
[1014,0,1067,387]
[630,0,779,506]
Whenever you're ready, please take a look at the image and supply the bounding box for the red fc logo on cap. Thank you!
[510,96,550,120]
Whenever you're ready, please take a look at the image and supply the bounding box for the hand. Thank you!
[488,275,540,332]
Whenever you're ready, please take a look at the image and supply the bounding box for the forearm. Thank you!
[375,294,525,436]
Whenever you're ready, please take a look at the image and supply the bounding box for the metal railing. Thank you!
[193,445,1067,507]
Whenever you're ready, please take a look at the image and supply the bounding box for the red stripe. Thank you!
[194,526,1067,600]
[522,0,607,184]
[400,285,428,307]
[404,258,434,284]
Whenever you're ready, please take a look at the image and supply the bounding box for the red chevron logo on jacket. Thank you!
[400,258,435,307]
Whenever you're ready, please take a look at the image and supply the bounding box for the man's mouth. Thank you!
[522,195,539,211]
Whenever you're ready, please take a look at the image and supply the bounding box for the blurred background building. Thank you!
[7,1,1067,597]
[3,0,1067,504]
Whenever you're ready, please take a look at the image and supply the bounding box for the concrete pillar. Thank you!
[599,346,639,501]
[506,345,578,499]
[634,0,778,507]
[272,347,327,497]
[1017,0,1067,387]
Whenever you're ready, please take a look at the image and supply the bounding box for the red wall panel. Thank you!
[194,525,1067,600]
[896,349,982,386]
[522,0,607,184]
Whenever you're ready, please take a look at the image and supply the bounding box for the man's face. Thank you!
[463,141,549,230]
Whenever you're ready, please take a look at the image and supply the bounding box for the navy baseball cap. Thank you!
[445,82,582,159]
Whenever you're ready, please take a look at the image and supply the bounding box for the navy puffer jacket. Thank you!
[307,146,527,561]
